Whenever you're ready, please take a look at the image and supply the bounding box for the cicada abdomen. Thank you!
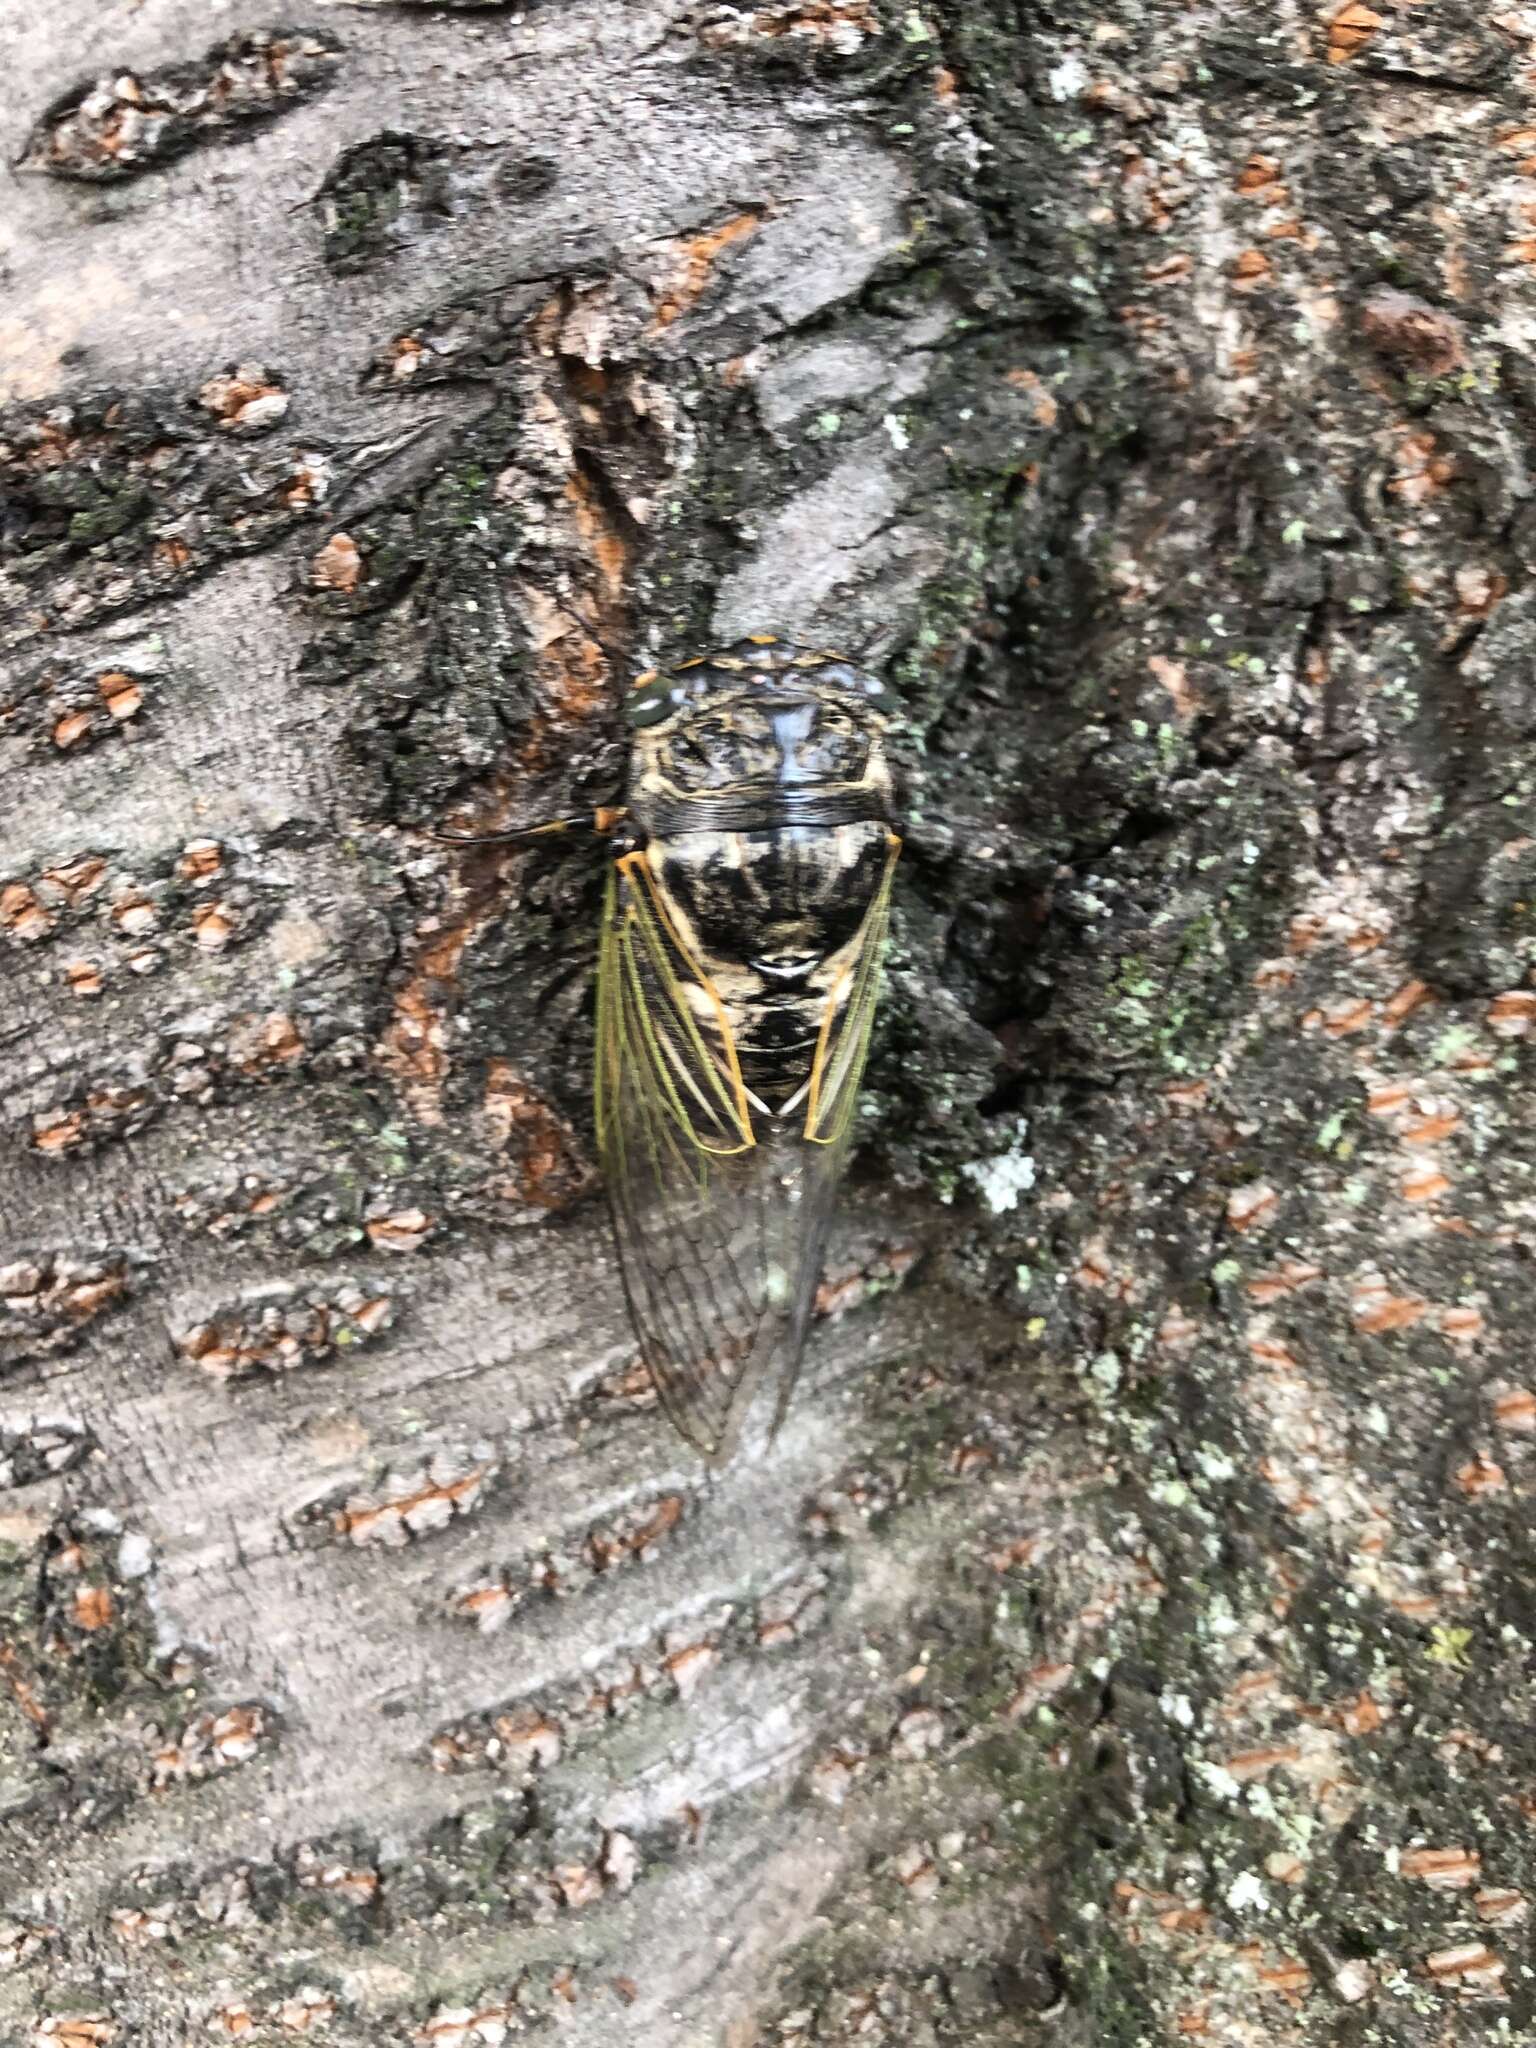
[596,637,900,1465]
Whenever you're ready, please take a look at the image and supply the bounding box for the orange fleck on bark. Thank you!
[951,1441,996,1476]
[663,1640,718,1698]
[1224,1668,1281,1711]
[1367,1083,1412,1117]
[68,1276,125,1318]
[310,532,363,591]
[1256,1958,1311,1997]
[72,1585,114,1630]
[337,1464,493,1545]
[1326,3,1382,64]
[562,470,628,613]
[651,210,764,330]
[33,1112,86,1154]
[1389,434,1457,506]
[1440,1305,1484,1346]
[1403,1847,1481,1890]
[1361,291,1465,377]
[1004,367,1059,427]
[933,65,957,97]
[1235,154,1281,193]
[1254,959,1297,989]
[1231,248,1273,289]
[1473,1889,1528,1926]
[1144,253,1192,285]
[1352,1279,1427,1334]
[1424,1942,1504,1990]
[1074,1242,1114,1288]
[742,2,880,43]
[1226,1744,1301,1782]
[1319,997,1373,1036]
[198,366,287,424]
[365,1210,434,1252]
[1148,653,1198,718]
[177,840,223,882]
[1493,1388,1536,1431]
[257,1013,303,1064]
[0,1644,49,1735]
[1247,1260,1324,1303]
[1454,564,1506,616]
[378,918,473,1124]
[1489,989,1536,1037]
[1159,1309,1200,1352]
[191,903,236,951]
[111,896,155,937]
[1248,1336,1300,1369]
[0,883,52,941]
[387,335,425,384]
[483,1059,590,1209]
[1382,979,1435,1025]
[1227,1182,1278,1232]
[1455,1457,1506,1497]
[1338,1690,1385,1736]
[1401,1166,1450,1204]
[52,709,93,749]
[1164,1078,1209,1110]
[44,856,105,902]
[97,672,142,720]
[1003,1660,1075,1720]
[1403,1109,1459,1144]
[1391,1592,1440,1619]
[31,2018,118,2046]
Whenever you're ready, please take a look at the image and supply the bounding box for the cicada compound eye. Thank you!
[627,678,684,730]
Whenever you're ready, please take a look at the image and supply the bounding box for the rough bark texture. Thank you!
[3,1,1536,2043]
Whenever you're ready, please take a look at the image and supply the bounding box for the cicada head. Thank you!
[625,635,898,809]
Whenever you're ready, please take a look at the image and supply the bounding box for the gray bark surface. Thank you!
[2,2,1535,2043]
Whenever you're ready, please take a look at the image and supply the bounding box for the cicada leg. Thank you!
[430,805,628,848]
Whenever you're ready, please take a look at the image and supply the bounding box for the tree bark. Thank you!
[2,1,1534,2042]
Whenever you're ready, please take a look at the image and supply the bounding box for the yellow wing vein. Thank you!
[805,832,900,1145]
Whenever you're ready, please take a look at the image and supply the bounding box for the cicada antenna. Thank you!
[428,806,628,849]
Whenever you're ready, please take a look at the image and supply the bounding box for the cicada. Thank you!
[452,636,901,1465]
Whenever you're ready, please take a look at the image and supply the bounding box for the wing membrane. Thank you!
[596,839,897,1464]
[806,834,899,1147]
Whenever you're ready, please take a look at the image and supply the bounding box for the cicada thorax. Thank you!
[626,649,897,1118]
[645,819,892,1112]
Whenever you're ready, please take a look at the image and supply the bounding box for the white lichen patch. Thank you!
[961,1120,1037,1214]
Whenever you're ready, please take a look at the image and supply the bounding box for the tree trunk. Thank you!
[2,1,1534,2041]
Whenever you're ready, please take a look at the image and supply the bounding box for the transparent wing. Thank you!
[766,831,900,1437]
[805,834,899,1148]
[595,838,898,1465]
